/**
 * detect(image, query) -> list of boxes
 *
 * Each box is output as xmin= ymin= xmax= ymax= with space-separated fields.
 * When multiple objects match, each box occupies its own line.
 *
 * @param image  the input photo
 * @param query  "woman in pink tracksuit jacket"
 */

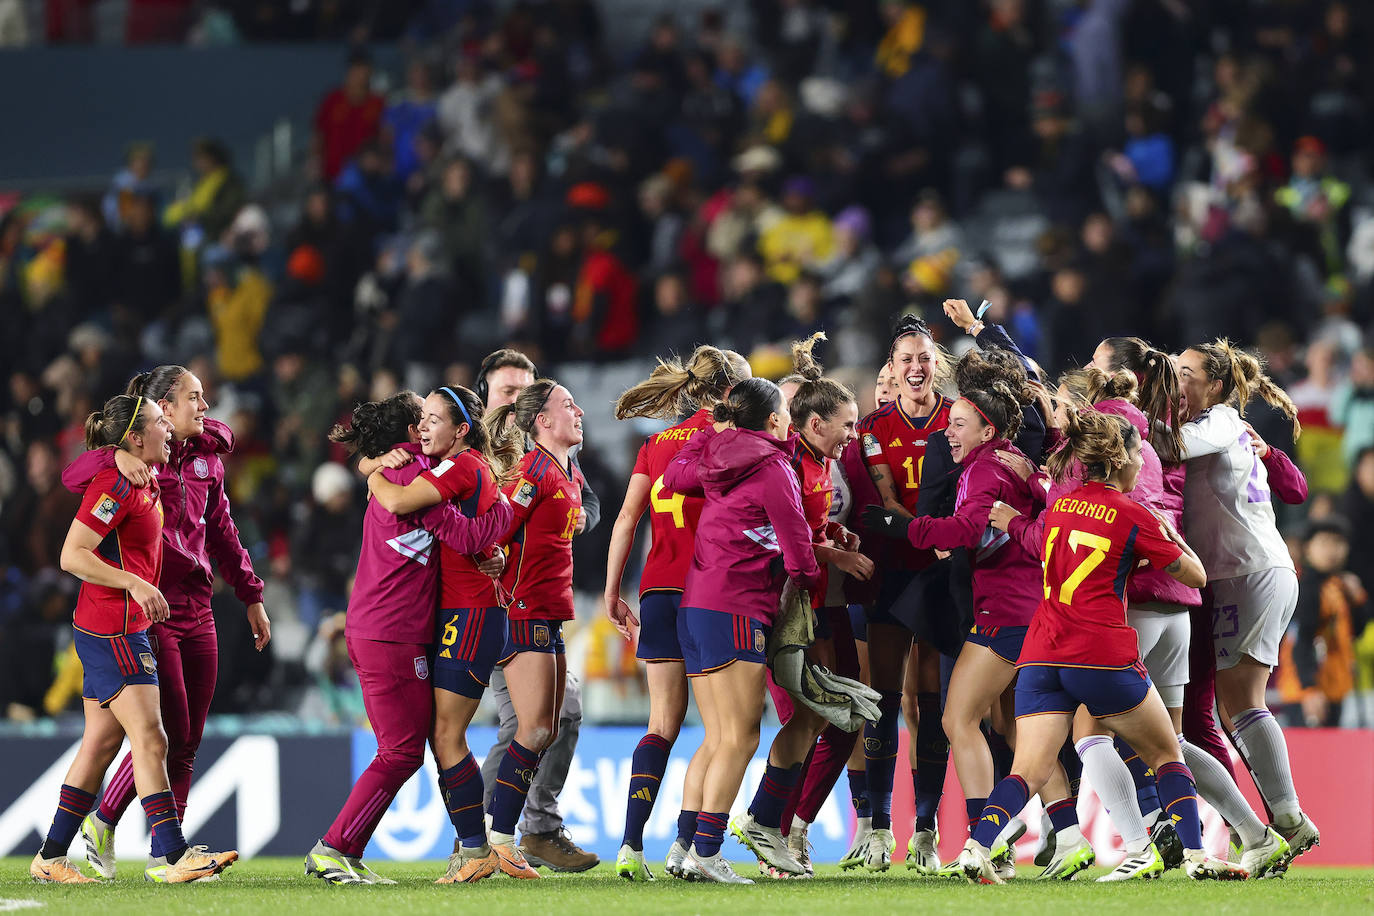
xmin=661 ymin=377 xmax=822 ymax=883
xmin=61 ymin=366 xmax=268 ymax=873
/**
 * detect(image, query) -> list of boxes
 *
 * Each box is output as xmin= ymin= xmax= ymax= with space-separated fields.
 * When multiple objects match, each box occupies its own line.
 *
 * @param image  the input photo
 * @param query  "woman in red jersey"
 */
xmin=34 ymin=394 xmax=236 ymax=885
xmin=851 ymin=315 xmax=955 ymax=870
xmin=864 ymin=381 xmax=1065 ymax=876
xmin=62 ymin=366 xmax=268 ymax=881
xmin=601 ymin=346 xmax=752 ymax=881
xmin=962 ymin=408 xmax=1245 ymax=883
xmin=365 ymin=385 xmax=512 ymax=884
xmin=661 ymin=378 xmax=822 ymax=883
xmin=480 ymin=379 xmax=587 ymax=877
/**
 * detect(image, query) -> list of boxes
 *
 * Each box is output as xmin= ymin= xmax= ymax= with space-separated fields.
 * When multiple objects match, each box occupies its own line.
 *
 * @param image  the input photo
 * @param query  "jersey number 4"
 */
xmin=1043 ymin=527 xmax=1111 ymax=604
xmin=651 ymin=475 xmax=686 ymax=528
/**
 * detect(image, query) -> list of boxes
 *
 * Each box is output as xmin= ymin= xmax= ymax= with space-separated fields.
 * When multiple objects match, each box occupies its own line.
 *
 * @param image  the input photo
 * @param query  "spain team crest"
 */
xmin=754 ymin=629 xmax=766 ymax=654
xmin=414 ymin=656 xmax=429 ymax=680
xmin=193 ymin=457 xmax=210 ymax=479
xmin=533 ymin=624 xmax=551 ymax=648
xmin=139 ymin=653 xmax=157 ymax=675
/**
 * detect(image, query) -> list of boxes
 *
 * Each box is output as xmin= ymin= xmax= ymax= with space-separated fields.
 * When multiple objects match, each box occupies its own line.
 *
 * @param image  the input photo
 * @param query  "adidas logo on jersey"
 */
xmin=888 ymin=437 xmax=902 ymax=448
xmin=554 ymin=490 xmax=565 ymax=499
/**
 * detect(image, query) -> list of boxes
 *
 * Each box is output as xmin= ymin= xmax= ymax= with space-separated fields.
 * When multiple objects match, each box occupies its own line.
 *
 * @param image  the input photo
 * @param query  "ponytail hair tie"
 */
xmin=685 ymin=369 xmax=697 ymax=382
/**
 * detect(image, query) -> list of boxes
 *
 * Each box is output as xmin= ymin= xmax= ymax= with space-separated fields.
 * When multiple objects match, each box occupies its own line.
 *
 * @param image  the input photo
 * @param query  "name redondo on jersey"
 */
xmin=1052 ymin=497 xmax=1117 ymax=524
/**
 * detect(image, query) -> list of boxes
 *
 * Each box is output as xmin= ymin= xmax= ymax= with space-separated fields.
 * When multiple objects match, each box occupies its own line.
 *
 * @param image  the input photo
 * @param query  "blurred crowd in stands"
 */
xmin=2 ymin=0 xmax=1373 ymax=728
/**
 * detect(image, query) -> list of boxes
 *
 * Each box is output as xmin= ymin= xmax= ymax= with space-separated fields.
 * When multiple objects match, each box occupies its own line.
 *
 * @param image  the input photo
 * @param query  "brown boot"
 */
xmin=518 ymin=827 xmax=600 ymax=873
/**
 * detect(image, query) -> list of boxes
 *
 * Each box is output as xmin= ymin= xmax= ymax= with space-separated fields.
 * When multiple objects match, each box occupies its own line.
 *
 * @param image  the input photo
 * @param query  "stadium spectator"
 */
xmin=314 ymin=48 xmax=385 ymax=183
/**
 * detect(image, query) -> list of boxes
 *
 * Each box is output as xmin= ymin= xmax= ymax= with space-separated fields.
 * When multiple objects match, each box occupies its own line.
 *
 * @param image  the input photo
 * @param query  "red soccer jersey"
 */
xmin=72 ymin=468 xmax=164 ymax=637
xmin=631 ymin=409 xmax=712 ymax=595
xmin=1019 ymin=482 xmax=1184 ymax=669
xmin=501 ymin=446 xmax=585 ymax=621
xmin=423 ymin=448 xmax=501 ymax=608
xmin=792 ymin=435 xmax=834 ymax=607
xmin=857 ymin=396 xmax=951 ymax=568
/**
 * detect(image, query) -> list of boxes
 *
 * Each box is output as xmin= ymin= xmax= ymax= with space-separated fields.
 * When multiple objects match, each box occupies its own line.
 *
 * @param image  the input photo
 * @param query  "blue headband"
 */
xmin=439 ymin=387 xmax=473 ymax=429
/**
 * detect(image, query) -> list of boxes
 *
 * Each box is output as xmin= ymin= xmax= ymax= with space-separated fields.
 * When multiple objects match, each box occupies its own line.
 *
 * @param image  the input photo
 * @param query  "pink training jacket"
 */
xmin=902 ymin=438 xmax=1042 ymax=628
xmin=63 ymin=418 xmax=263 ymax=631
xmin=347 ymin=443 xmax=513 ymax=644
xmin=664 ymin=426 xmax=822 ymax=625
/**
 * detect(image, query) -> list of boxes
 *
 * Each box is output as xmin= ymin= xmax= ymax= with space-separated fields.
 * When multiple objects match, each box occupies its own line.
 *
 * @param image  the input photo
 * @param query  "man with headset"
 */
xmin=476 ymin=348 xmax=601 ymax=872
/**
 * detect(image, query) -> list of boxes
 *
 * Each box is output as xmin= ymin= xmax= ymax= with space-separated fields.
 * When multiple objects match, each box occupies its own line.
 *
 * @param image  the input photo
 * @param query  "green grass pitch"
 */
xmin=4 ymin=857 xmax=1373 ymax=915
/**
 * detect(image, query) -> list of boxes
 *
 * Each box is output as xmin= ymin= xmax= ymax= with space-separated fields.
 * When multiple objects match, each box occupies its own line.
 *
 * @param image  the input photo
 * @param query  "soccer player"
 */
xmin=751 ymin=335 xmax=872 ymax=878
xmin=864 ymin=381 xmax=1073 ymax=878
xmin=62 ymin=366 xmax=269 ymax=880
xmin=661 ymin=379 xmax=822 ymax=883
xmin=602 ymin=346 xmax=751 ymax=881
xmin=1176 ymin=340 xmax=1319 ymax=868
xmin=306 ymin=392 xmax=512 ymax=885
xmin=968 ymin=407 xmax=1244 ymax=883
xmin=477 ymin=350 xmax=601 ymax=873
xmin=35 ymin=393 xmax=237 ymax=884
xmin=480 ymin=380 xmax=587 ymax=879
xmin=363 ymin=385 xmax=510 ymax=883
xmin=851 ymin=316 xmax=955 ymax=870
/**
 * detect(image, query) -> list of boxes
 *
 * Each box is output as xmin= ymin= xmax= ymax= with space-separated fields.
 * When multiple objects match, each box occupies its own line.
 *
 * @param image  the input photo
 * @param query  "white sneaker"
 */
xmin=1035 ymin=836 xmax=1095 ymax=880
xmin=958 ymin=838 xmax=1003 ymax=885
xmin=839 ymin=816 xmax=872 ymax=870
xmin=906 ymin=827 xmax=940 ymax=873
xmin=863 ymin=827 xmax=895 ymax=872
xmin=684 ymin=850 xmax=754 ymax=884
xmin=994 ymin=860 xmax=1016 ymax=881
xmin=1096 ymin=843 xmax=1164 ymax=882
xmin=729 ymin=812 xmax=805 ymax=876
xmin=1272 ymin=814 xmax=1320 ymax=874
xmin=664 ymin=839 xmax=691 ymax=879
xmin=1240 ymin=827 xmax=1290 ymax=879
xmin=785 ymin=821 xmax=813 ymax=876
xmin=990 ymin=817 xmax=1027 ymax=867
xmin=616 ymin=844 xmax=655 ymax=882
xmin=81 ymin=813 xmax=117 ymax=880
xmin=1183 ymin=849 xmax=1248 ymax=880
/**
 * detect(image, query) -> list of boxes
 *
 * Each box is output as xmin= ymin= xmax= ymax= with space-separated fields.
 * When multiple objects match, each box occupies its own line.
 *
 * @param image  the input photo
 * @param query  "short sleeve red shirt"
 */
xmin=856 ymin=397 xmax=951 ymax=568
xmin=73 ymin=468 xmax=164 ymax=636
xmin=422 ymin=449 xmax=501 ymax=608
xmin=1019 ymin=483 xmax=1184 ymax=669
xmin=500 ymin=446 xmax=585 ymax=621
xmin=631 ymin=409 xmax=713 ymax=595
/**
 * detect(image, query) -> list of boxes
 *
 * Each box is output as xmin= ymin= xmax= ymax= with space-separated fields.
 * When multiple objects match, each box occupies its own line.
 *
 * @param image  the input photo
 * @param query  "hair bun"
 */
xmin=712 ymin=403 xmax=734 ymax=424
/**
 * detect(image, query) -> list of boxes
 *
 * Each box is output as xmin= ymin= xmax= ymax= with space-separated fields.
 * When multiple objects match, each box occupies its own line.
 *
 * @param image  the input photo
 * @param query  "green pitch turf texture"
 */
xmin=3 ymin=857 xmax=1372 ymax=914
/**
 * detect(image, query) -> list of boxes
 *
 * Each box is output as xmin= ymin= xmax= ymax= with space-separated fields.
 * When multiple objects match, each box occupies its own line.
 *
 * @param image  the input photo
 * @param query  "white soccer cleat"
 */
xmin=958 ymin=838 xmax=1003 ymax=885
xmin=344 ymin=854 xmax=395 ymax=884
xmin=664 ymin=838 xmax=691 ymax=879
xmin=1183 ymin=849 xmax=1248 ymax=880
xmin=990 ymin=816 xmax=1027 ymax=868
xmin=839 ymin=816 xmax=872 ymax=870
xmin=730 ymin=812 xmax=805 ymax=876
xmin=1035 ymin=836 xmax=1095 ymax=880
xmin=616 ymin=844 xmax=655 ymax=882
xmin=683 ymin=850 xmax=754 ymax=884
xmin=1096 ymin=843 xmax=1164 ymax=882
xmin=863 ymin=827 xmax=895 ymax=872
xmin=81 ymin=812 xmax=117 ymax=880
xmin=785 ymin=821 xmax=814 ymax=877
xmin=1240 ymin=827 xmax=1290 ymax=880
xmin=906 ymin=827 xmax=941 ymax=873
xmin=1271 ymin=814 xmax=1320 ymax=875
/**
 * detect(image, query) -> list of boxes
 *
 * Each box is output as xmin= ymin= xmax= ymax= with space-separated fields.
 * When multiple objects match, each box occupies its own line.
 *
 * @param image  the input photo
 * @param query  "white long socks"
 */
xmin=1076 ymin=735 xmax=1149 ymax=853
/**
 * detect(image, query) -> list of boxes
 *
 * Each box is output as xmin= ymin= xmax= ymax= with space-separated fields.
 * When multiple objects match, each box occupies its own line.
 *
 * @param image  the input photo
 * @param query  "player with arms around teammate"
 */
xmin=306 ymin=392 xmax=512 ymax=885
xmin=479 ymin=379 xmax=588 ymax=879
xmin=1176 ymin=339 xmax=1319 ymax=867
xmin=34 ymin=394 xmax=237 ymax=884
xmin=602 ymin=345 xmax=751 ymax=881
xmin=66 ymin=366 xmax=270 ymax=879
xmin=365 ymin=386 xmax=512 ymax=883
xmin=966 ymin=408 xmax=1244 ymax=883
xmin=661 ymin=378 xmax=823 ymax=883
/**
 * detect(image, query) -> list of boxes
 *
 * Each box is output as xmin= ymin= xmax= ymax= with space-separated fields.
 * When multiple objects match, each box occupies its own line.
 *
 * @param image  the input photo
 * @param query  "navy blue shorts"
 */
xmin=636 ymin=591 xmax=684 ymax=662
xmin=75 ymin=629 xmax=158 ymax=707
xmin=679 ymin=606 xmax=768 ymax=676
xmin=1015 ymin=662 xmax=1153 ymax=719
xmin=848 ymin=604 xmax=867 ymax=642
xmin=500 ymin=619 xmax=564 ymax=664
xmin=965 ymin=624 xmax=1027 ymax=665
xmin=435 ymin=606 xmax=507 ymax=698
xmin=813 ymin=604 xmax=843 ymax=641
xmin=867 ymin=568 xmax=964 ymax=656
xmin=867 ymin=568 xmax=917 ymax=629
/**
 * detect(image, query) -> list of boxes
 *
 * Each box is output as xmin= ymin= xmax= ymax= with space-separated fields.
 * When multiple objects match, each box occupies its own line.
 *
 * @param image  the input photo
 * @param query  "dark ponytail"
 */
xmin=85 ymin=394 xmax=148 ymax=449
xmin=960 ymin=381 xmax=1023 ymax=442
xmin=712 ymin=377 xmax=783 ymax=431
xmin=434 ymin=385 xmax=498 ymax=468
xmin=1099 ymin=336 xmax=1184 ymax=463
xmin=329 ymin=391 xmax=422 ymax=458
xmin=127 ymin=365 xmax=190 ymax=402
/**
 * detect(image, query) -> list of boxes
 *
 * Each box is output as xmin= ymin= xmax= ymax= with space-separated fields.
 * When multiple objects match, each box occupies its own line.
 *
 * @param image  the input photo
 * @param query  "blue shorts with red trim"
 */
xmin=1015 ymin=661 xmax=1152 ymax=719
xmin=636 ymin=591 xmax=684 ymax=662
xmin=435 ymin=606 xmax=507 ymax=699
xmin=75 ymin=628 xmax=157 ymax=707
xmin=679 ymin=606 xmax=768 ymax=676
xmin=965 ymin=623 xmax=1027 ymax=664
xmin=500 ymin=618 xmax=564 ymax=663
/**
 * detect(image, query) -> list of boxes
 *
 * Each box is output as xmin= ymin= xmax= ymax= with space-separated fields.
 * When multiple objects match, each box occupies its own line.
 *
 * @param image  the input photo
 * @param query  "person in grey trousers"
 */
xmin=476 ymin=349 xmax=600 ymax=871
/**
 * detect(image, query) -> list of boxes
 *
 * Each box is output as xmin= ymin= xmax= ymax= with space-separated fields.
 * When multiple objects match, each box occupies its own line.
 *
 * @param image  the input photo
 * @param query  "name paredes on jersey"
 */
xmin=1051 ymin=496 xmax=1119 ymax=525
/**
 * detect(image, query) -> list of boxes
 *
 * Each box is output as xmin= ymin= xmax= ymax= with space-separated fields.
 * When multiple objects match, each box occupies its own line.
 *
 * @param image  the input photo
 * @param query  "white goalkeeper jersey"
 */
xmin=1179 ymin=404 xmax=1293 ymax=580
